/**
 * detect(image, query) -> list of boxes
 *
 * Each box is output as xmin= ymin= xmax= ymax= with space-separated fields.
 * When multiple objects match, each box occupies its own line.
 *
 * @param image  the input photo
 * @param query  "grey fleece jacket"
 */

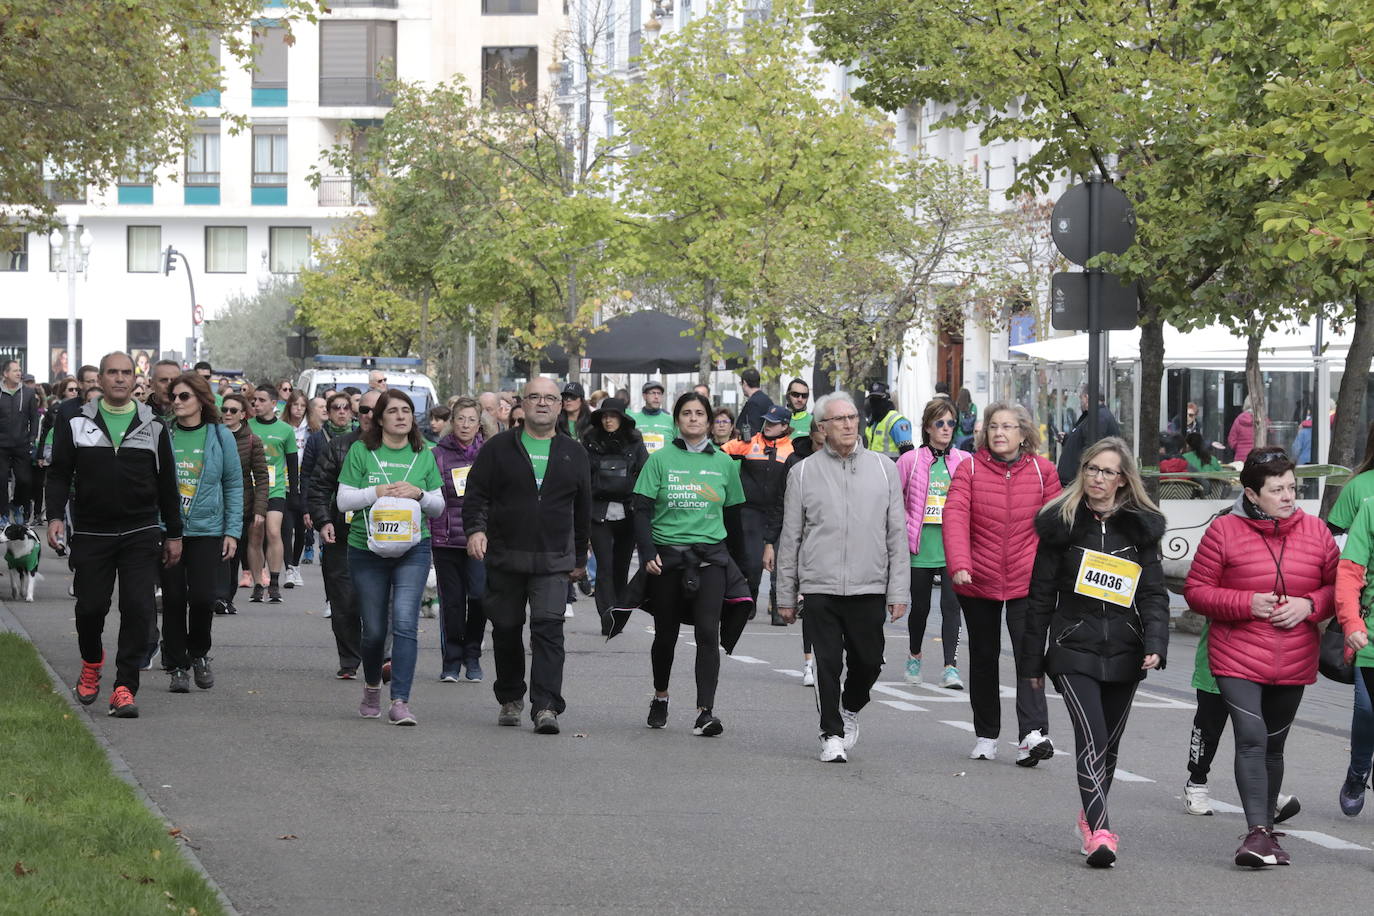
xmin=776 ymin=439 xmax=910 ymax=608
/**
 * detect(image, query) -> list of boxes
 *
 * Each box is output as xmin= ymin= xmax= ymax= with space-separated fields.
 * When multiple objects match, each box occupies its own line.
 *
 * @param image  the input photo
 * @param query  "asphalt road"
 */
xmin=5 ymin=555 xmax=1373 ymax=915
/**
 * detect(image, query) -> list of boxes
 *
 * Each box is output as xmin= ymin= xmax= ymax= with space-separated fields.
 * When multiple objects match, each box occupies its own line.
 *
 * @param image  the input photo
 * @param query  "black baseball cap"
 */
xmin=562 ymin=381 xmax=586 ymax=399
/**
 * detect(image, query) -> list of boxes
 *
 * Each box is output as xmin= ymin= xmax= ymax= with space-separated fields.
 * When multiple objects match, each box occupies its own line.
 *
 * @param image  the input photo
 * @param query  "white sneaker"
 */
xmin=564 ymin=604 xmax=575 ymax=618
xmin=840 ymin=708 xmax=859 ymax=751
xmin=322 ymin=600 xmax=332 ymax=619
xmin=801 ymin=659 xmax=815 ymax=686
xmin=1184 ymin=781 xmax=1213 ymax=816
xmin=819 ymin=734 xmax=847 ymax=763
xmin=970 ymin=737 xmax=998 ymax=760
xmin=940 ymin=665 xmax=964 ymax=690
xmin=1016 ymin=729 xmax=1055 ymax=768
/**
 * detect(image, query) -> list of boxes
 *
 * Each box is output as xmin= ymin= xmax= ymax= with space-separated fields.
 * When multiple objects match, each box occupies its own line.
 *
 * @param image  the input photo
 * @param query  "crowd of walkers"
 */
xmin=35 ymin=351 xmax=1374 ymax=872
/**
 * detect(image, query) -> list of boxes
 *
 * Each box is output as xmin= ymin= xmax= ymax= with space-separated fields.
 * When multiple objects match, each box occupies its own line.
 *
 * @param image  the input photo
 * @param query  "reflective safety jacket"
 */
xmin=865 ymin=411 xmax=912 ymax=456
xmin=723 ymin=432 xmax=798 ymax=516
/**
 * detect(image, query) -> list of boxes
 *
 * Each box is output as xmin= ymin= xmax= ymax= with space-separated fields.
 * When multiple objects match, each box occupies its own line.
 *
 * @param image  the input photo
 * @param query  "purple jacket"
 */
xmin=895 ymin=444 xmax=971 ymax=556
xmin=431 ymin=433 xmax=484 ymax=549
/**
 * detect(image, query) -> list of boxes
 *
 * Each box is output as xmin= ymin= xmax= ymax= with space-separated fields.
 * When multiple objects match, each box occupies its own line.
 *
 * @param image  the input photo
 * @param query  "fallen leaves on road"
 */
xmin=574 ymin=732 xmax=588 ymax=738
xmin=278 ymin=834 xmax=298 ymax=840
xmin=168 ymin=827 xmax=183 ymax=838
xmin=13 ymin=861 xmax=34 ymax=876
xmin=952 ymin=771 xmax=966 ymax=778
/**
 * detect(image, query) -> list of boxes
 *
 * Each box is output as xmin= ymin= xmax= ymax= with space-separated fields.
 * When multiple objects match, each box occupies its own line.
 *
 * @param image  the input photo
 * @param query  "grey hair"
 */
xmin=814 ymin=391 xmax=856 ymax=422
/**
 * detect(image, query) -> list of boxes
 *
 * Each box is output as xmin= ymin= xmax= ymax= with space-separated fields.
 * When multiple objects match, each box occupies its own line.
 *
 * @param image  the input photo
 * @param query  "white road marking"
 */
xmin=1208 ymin=799 xmax=1244 ymax=814
xmin=882 ymin=681 xmax=968 ymax=702
xmin=1283 ymin=830 xmax=1369 ymax=851
xmin=773 ymin=668 xmax=803 ymax=677
xmin=728 ymin=654 xmax=769 ymax=664
xmin=872 ymin=684 xmax=925 ymax=701
xmin=941 ymin=720 xmax=976 ymax=732
xmin=878 ymin=700 xmax=928 ymax=712
xmin=1113 ymin=769 xmax=1155 ymax=783
xmin=1132 ymin=690 xmax=1196 ymax=710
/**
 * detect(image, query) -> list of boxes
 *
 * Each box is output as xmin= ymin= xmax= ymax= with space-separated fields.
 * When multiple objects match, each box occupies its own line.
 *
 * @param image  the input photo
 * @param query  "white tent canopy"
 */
xmin=1008 ymin=320 xmax=1350 ymax=369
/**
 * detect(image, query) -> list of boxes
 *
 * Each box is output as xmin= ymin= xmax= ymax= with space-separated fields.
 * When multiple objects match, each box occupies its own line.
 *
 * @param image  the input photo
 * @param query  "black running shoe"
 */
xmin=249 ymin=585 xmax=264 ymax=603
xmin=692 ymin=708 xmax=723 ymax=737
xmin=647 ymin=696 xmax=669 ymax=729
xmin=267 ymin=584 xmax=282 ymax=603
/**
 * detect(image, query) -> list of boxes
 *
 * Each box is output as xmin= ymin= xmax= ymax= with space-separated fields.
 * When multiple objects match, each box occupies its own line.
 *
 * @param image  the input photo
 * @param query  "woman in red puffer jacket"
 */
xmin=1184 ymin=447 xmax=1337 ymax=869
xmin=944 ymin=401 xmax=1062 ymax=765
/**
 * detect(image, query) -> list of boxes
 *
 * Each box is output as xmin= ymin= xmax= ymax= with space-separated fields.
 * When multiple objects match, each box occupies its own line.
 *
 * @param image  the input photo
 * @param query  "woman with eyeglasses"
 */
xmin=1020 ymin=437 xmax=1168 ymax=867
xmin=278 ymin=391 xmax=311 ymax=588
xmin=337 ymin=389 xmax=444 ymax=726
xmin=220 ymin=394 xmax=268 ymax=615
xmin=160 ymin=374 xmax=243 ymax=693
xmin=1185 ymin=447 xmax=1337 ymax=867
xmin=944 ymin=401 xmax=1062 ymax=765
xmin=710 ymin=407 xmax=736 ymax=446
xmin=896 ymin=399 xmax=971 ymax=691
xmin=432 ymin=397 xmax=490 ymax=682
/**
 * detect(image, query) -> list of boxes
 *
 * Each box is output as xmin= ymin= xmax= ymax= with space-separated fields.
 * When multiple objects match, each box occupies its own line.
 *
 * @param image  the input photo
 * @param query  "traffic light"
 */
xmin=162 ymin=245 xmax=177 ymax=276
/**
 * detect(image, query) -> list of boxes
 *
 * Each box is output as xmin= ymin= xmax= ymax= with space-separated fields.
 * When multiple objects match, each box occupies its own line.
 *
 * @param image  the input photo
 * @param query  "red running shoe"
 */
xmin=107 ymin=686 xmax=139 ymax=718
xmin=75 ymin=654 xmax=103 ymax=706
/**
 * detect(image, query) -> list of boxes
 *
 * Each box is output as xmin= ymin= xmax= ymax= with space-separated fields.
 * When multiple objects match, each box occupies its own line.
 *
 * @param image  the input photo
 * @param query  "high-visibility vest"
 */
xmin=865 ymin=411 xmax=909 ymax=456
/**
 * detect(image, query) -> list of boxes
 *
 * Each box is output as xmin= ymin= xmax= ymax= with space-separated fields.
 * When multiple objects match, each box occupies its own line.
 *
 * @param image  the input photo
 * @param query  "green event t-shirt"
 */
xmin=911 ymin=457 xmax=950 ymax=568
xmin=632 ymin=443 xmax=744 ymax=546
xmin=1191 ymin=621 xmax=1219 ymax=694
xmin=249 ymin=416 xmax=296 ymax=499
xmin=339 ymin=441 xmax=443 ymax=551
xmin=633 ymin=409 xmax=676 ymax=454
xmin=99 ymin=400 xmax=137 ymax=448
xmin=523 ymin=431 xmax=551 ymax=487
xmin=790 ymin=411 xmax=812 ymax=437
xmin=1338 ymin=500 xmax=1374 ymax=668
xmin=171 ymin=423 xmax=208 ymax=519
xmin=1329 ymin=469 xmax=1374 ymax=532
xmin=1183 ymin=452 xmax=1223 ymax=474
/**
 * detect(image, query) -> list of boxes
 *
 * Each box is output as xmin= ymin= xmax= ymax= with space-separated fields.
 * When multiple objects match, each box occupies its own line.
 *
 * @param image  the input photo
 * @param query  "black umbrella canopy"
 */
xmin=540 ymin=310 xmax=749 ymax=374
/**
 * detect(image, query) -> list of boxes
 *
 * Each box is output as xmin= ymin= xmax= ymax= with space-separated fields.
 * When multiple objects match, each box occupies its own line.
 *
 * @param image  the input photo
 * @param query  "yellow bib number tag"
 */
xmin=923 ymin=493 xmax=946 ymax=524
xmin=344 ymin=510 xmax=354 ymax=524
xmin=451 ymin=466 xmax=470 ymax=497
xmin=267 ymin=465 xmax=277 ymax=489
xmin=1074 ymin=549 xmax=1143 ymax=608
xmin=643 ymin=432 xmax=665 ymax=453
xmin=178 ymin=481 xmax=197 ymax=513
xmin=370 ymin=509 xmax=414 ymax=542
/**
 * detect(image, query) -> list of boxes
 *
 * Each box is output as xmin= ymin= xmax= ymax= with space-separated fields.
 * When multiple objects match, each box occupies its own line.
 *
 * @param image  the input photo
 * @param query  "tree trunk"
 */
xmin=418 ymin=287 xmax=430 ymax=371
xmin=763 ymin=321 xmax=783 ymax=401
xmin=485 ymin=309 xmax=499 ymax=389
xmin=1136 ymin=300 xmax=1165 ymax=499
xmin=567 ymin=257 xmax=581 ymax=383
xmin=697 ymin=279 xmax=715 ymax=385
xmin=1245 ymin=331 xmax=1268 ymax=449
xmin=1323 ymin=289 xmax=1374 ymax=514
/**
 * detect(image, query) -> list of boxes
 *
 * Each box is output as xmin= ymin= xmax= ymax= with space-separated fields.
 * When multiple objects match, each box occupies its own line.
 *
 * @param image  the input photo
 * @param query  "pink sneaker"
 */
xmin=1085 ymin=829 xmax=1118 ymax=868
xmin=1077 ymin=811 xmax=1092 ymax=855
xmin=358 ymin=686 xmax=382 ymax=718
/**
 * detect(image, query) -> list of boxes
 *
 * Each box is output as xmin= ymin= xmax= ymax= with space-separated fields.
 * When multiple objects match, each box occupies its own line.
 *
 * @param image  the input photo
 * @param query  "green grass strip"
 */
xmin=0 ymin=632 xmax=226 ymax=916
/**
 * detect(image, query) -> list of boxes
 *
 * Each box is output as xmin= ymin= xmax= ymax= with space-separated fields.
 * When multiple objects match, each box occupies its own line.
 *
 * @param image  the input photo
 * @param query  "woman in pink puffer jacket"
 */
xmin=943 ymin=402 xmax=1061 ymax=765
xmin=896 ymin=398 xmax=971 ymax=690
xmin=1184 ymin=447 xmax=1337 ymax=868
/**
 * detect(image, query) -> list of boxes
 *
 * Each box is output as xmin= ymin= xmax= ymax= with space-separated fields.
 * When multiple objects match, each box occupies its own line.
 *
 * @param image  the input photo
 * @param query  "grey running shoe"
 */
xmin=168 ymin=668 xmax=191 ymax=693
xmin=533 ymin=709 xmax=560 ymax=734
xmin=1340 ymin=768 xmax=1368 ymax=817
xmin=359 ymin=686 xmax=382 ymax=718
xmin=250 ymin=584 xmax=264 ymax=603
xmin=191 ymin=657 xmax=214 ymax=690
xmin=498 ymin=700 xmax=523 ymax=726
xmin=267 ymin=584 xmax=283 ymax=603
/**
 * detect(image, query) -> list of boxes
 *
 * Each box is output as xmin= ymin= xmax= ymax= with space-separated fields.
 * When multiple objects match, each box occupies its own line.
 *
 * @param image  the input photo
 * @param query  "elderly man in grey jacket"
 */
xmin=777 ymin=391 xmax=909 ymax=763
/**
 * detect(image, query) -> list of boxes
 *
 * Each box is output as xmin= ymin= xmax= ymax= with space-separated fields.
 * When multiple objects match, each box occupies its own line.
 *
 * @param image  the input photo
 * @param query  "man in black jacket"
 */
xmin=46 ymin=352 xmax=183 ymax=719
xmin=464 ymin=377 xmax=591 ymax=735
xmin=735 ymin=367 xmax=773 ymax=441
xmin=306 ymin=389 xmax=378 ymax=679
xmin=0 ymin=359 xmax=39 ymax=523
xmin=1056 ymin=388 xmax=1122 ymax=485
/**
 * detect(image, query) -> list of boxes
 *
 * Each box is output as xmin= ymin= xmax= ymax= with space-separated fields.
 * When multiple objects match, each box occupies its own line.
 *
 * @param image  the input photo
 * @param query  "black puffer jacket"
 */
xmin=1020 ymin=500 xmax=1170 ymax=682
xmin=581 ymin=425 xmax=649 ymax=523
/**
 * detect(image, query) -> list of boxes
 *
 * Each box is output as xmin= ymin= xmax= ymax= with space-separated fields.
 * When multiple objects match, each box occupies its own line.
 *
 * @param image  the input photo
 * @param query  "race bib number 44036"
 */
xmin=1073 ymin=549 xmax=1142 ymax=608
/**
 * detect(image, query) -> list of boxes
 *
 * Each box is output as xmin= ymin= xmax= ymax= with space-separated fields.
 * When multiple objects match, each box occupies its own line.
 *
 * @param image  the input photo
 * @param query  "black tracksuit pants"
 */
xmin=648 ymin=564 xmax=725 ymax=710
xmin=806 ymin=593 xmax=887 ymax=739
xmin=159 ymin=536 xmax=224 ymax=670
xmin=73 ymin=529 xmax=161 ymax=694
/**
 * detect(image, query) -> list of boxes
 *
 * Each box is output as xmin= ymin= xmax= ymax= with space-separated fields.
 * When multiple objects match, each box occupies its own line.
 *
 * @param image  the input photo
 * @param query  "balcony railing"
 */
xmin=327 ymin=0 xmax=398 ymax=6
xmin=319 ymin=77 xmax=394 ymax=107
xmin=317 ymin=177 xmax=371 ymax=207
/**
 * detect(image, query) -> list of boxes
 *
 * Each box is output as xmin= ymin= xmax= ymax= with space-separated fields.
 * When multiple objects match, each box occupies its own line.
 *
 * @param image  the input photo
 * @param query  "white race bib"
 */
xmin=267 ymin=465 xmax=277 ymax=488
xmin=450 ymin=466 xmax=470 ymax=497
xmin=643 ymin=432 xmax=665 ymax=452
xmin=923 ymin=493 xmax=946 ymax=525
xmin=370 ymin=508 xmax=415 ymax=542
xmin=1074 ymin=549 xmax=1142 ymax=608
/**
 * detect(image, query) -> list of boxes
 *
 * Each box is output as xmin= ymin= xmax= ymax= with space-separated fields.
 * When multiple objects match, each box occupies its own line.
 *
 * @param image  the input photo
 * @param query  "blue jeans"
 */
xmin=1353 ymin=671 xmax=1374 ymax=779
xmin=349 ymin=540 xmax=432 ymax=702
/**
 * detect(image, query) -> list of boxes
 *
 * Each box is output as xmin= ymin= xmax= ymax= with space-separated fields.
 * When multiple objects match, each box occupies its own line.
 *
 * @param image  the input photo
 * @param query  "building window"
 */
xmin=186 ymin=120 xmax=221 ymax=185
xmin=43 ymin=162 xmax=86 ymax=205
xmin=127 ymin=227 xmax=162 ymax=273
xmin=482 ymin=0 xmax=537 ymax=12
xmin=0 ymin=320 xmax=28 ymax=374
xmin=482 ymin=47 xmax=537 ymax=107
xmin=629 ymin=1 xmax=642 ymax=62
xmin=269 ymin=227 xmax=311 ymax=274
xmin=319 ymin=21 xmax=397 ymax=106
xmin=206 ymin=226 xmax=248 ymax=273
xmin=252 ymin=123 xmax=288 ymax=186
xmin=252 ymin=24 xmax=289 ymax=90
xmin=1 ymin=234 xmax=27 ymax=272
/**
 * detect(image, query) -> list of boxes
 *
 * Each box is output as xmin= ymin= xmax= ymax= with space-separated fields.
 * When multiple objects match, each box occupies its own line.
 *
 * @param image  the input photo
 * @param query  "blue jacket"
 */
xmin=174 ymin=423 xmax=244 ymax=539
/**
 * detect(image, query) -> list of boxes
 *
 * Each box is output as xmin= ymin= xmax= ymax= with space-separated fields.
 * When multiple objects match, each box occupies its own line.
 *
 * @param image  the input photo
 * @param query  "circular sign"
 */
xmin=1050 ymin=182 xmax=1137 ymax=267
xmin=193 ymin=305 xmax=205 ymax=326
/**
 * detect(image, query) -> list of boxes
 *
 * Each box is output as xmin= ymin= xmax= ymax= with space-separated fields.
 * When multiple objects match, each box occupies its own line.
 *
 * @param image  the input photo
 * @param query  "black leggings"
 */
xmin=1187 ymin=688 xmax=1229 ymax=784
xmin=647 ymin=563 xmax=725 ymax=710
xmin=909 ymin=566 xmax=959 ymax=665
xmin=1215 ymin=676 xmax=1304 ymax=829
xmin=284 ymin=498 xmax=305 ymax=567
xmin=1054 ymin=674 xmax=1138 ymax=832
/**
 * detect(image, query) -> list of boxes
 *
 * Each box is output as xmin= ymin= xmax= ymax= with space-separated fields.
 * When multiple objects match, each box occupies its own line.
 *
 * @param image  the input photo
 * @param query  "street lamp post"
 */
xmin=48 ymin=213 xmax=93 ymax=373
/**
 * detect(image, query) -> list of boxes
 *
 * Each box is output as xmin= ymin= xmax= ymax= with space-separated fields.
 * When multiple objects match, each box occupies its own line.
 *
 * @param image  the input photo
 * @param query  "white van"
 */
xmin=297 ymin=356 xmax=440 ymax=418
